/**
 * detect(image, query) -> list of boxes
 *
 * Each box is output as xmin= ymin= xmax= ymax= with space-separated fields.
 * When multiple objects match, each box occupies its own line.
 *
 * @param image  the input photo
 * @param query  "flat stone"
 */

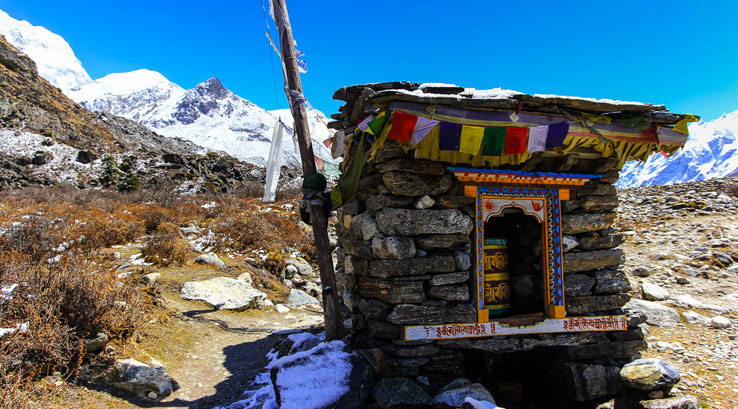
xmin=416 ymin=234 xmax=471 ymax=251
xmin=387 ymin=303 xmax=477 ymax=325
xmin=414 ymin=195 xmax=435 ymax=209
xmin=367 ymin=320 xmax=402 ymax=339
xmin=428 ymin=284 xmax=469 ymax=301
xmin=287 ymin=289 xmax=319 ymax=306
xmin=642 ymin=282 xmax=670 ymax=301
xmin=274 ymin=304 xmax=290 ymax=313
xmin=639 ymin=395 xmax=698 ymax=409
xmin=594 ymin=268 xmax=631 ymax=293
xmin=624 ymin=299 xmax=680 ymax=327
xmin=359 ymin=277 xmax=425 ymax=304
xmin=350 ymin=213 xmax=379 ymax=241
xmin=368 ymin=256 xmax=455 ymax=278
xmin=562 ymin=212 xmax=617 ymax=235
xmin=620 ymin=358 xmax=680 ymax=392
xmin=356 ymin=297 xmax=394 ymax=320
xmin=579 ymin=233 xmax=624 ymax=250
xmin=429 ymin=271 xmax=470 ymax=286
xmin=372 ymin=236 xmax=416 ymax=260
xmin=195 ymin=252 xmax=226 ymax=269
xmin=564 ymin=274 xmax=596 ymax=296
xmin=580 ymin=196 xmax=619 ymax=211
xmin=342 ymin=239 xmax=374 ymax=259
xmin=181 ymin=276 xmax=267 ymax=310
xmin=365 ymin=195 xmax=414 ymax=211
xmin=113 ymin=358 xmax=173 ymax=400
xmin=564 ymin=249 xmax=624 ymax=273
xmin=566 ymin=293 xmax=630 ymax=315
xmin=376 ymin=208 xmax=473 ymax=236
xmin=382 ymin=171 xmax=453 ymax=197
xmin=577 ymin=183 xmax=617 ymax=197
xmin=682 ymin=310 xmax=710 ymax=325
xmin=376 ymin=159 xmax=446 ymax=175
xmin=372 ymin=377 xmax=431 ymax=409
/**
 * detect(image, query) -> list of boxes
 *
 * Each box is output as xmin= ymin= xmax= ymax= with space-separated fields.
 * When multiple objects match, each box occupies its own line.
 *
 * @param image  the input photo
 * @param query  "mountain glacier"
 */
xmin=618 ymin=111 xmax=738 ymax=187
xmin=0 ymin=8 xmax=333 ymax=169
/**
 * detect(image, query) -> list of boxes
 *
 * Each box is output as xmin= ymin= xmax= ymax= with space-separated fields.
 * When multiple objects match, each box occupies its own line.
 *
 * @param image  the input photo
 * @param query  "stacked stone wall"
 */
xmin=333 ymin=143 xmax=648 ymax=403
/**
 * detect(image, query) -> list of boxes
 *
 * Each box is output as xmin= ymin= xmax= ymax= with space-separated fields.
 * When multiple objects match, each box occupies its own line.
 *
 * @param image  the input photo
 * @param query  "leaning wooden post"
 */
xmin=272 ymin=0 xmax=344 ymax=340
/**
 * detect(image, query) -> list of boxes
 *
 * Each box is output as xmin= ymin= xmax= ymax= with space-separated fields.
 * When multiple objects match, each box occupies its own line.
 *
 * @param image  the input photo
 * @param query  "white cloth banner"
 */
xmin=263 ymin=120 xmax=285 ymax=203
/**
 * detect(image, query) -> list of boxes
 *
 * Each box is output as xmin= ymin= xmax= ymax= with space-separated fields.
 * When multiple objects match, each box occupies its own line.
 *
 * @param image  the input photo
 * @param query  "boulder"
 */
xmin=641 ymin=282 xmax=669 ymax=301
xmin=180 ymin=276 xmax=267 ymax=310
xmin=624 ymin=299 xmax=681 ymax=327
xmin=620 ymin=358 xmax=680 ymax=392
xmin=376 ymin=208 xmax=473 ymax=236
xmin=285 ymin=257 xmax=313 ymax=277
xmin=195 ymin=252 xmax=226 ymax=269
xmin=112 ymin=358 xmax=173 ymax=400
xmin=84 ymin=332 xmax=109 ymax=353
xmin=372 ymin=377 xmax=431 ymax=409
xmin=76 ymin=150 xmax=98 ymax=164
xmin=287 ymin=289 xmax=319 ymax=306
xmin=710 ymin=315 xmax=730 ymax=328
xmin=372 ymin=236 xmax=416 ymax=260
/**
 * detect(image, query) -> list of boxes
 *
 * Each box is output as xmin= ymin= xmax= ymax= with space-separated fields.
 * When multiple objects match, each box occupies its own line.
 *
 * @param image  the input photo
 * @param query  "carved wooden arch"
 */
xmin=475 ymin=186 xmax=565 ymax=322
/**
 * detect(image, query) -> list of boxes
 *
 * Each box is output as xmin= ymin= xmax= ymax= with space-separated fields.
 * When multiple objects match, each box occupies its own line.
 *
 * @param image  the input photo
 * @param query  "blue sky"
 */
xmin=2 ymin=0 xmax=737 ymax=121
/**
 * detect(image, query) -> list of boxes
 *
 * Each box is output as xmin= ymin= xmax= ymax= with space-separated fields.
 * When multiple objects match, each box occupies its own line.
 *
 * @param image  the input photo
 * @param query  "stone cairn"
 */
xmin=333 ymin=142 xmax=652 ymax=406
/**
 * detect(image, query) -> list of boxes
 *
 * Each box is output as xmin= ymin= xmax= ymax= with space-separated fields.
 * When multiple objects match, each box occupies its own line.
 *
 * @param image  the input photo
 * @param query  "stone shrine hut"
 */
xmin=324 ymin=82 xmax=696 ymax=407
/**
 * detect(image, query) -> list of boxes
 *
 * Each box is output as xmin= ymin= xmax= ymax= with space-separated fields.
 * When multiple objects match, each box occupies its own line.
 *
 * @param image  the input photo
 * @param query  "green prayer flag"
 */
xmin=351 ymin=130 xmax=361 ymax=144
xmin=330 ymin=136 xmax=366 ymax=209
xmin=482 ymin=128 xmax=505 ymax=156
xmin=367 ymin=112 xmax=388 ymax=135
xmin=613 ymin=116 xmax=650 ymax=130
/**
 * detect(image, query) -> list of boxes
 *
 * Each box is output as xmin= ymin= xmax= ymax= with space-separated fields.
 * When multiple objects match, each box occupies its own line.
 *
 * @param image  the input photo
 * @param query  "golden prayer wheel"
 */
xmin=483 ymin=238 xmax=510 ymax=316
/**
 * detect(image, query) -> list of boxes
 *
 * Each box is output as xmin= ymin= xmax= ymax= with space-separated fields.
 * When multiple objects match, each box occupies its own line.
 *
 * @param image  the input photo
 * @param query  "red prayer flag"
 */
xmin=388 ymin=111 xmax=418 ymax=143
xmin=504 ymin=127 xmax=529 ymax=154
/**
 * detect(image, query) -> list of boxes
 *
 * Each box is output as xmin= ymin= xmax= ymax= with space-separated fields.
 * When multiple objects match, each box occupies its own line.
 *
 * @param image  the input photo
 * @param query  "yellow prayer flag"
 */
xmin=673 ymin=113 xmax=698 ymax=135
xmin=459 ymin=125 xmax=485 ymax=154
xmin=581 ymin=112 xmax=612 ymax=124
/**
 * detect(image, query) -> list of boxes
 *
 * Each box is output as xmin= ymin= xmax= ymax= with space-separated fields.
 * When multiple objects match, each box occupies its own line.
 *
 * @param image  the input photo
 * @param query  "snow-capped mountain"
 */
xmin=1 ymin=7 xmax=333 ymax=169
xmin=618 ymin=111 xmax=738 ymax=187
xmin=69 ymin=70 xmax=333 ymax=168
xmin=0 ymin=9 xmax=91 ymax=91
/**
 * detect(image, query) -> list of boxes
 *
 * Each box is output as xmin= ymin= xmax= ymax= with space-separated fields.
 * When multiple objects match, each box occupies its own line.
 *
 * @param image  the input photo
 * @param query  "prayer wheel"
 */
xmin=483 ymin=238 xmax=511 ymax=315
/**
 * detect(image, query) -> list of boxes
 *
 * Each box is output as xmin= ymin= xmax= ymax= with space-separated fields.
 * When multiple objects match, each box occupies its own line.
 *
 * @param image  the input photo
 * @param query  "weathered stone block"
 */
xmin=566 ymin=293 xmax=630 ymax=315
xmin=429 ymin=271 xmax=470 ymax=286
xmin=356 ymin=296 xmax=394 ymax=320
xmin=416 ymin=234 xmax=471 ymax=251
xmin=349 ymin=213 xmax=379 ymax=241
xmin=368 ymin=256 xmax=455 ymax=278
xmin=372 ymin=236 xmax=416 ymax=260
xmin=565 ymin=274 xmax=596 ymax=296
xmin=358 ymin=277 xmax=425 ymax=304
xmin=580 ymin=195 xmax=619 ymax=211
xmin=563 ymin=249 xmax=624 ymax=273
xmin=428 ymin=284 xmax=469 ymax=301
xmin=577 ymin=183 xmax=617 ymax=197
xmin=365 ymin=194 xmax=414 ymax=211
xmin=366 ymin=320 xmax=402 ymax=339
xmin=376 ymin=159 xmax=446 ymax=175
xmin=376 ymin=208 xmax=473 ymax=236
xmin=594 ymin=268 xmax=632 ymax=294
xmin=579 ymin=233 xmax=624 ymax=250
xmin=620 ymin=358 xmax=680 ymax=392
xmin=382 ymin=171 xmax=453 ymax=197
xmin=343 ymin=239 xmax=374 ymax=259
xmin=436 ymin=196 xmax=475 ymax=209
xmin=345 ymin=255 xmax=368 ymax=275
xmin=549 ymin=361 xmax=623 ymax=401
xmin=387 ymin=303 xmax=477 ymax=325
xmin=562 ymin=212 xmax=617 ymax=235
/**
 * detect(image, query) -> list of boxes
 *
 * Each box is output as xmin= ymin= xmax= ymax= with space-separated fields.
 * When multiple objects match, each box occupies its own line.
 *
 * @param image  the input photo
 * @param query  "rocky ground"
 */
xmin=618 ymin=177 xmax=738 ymax=409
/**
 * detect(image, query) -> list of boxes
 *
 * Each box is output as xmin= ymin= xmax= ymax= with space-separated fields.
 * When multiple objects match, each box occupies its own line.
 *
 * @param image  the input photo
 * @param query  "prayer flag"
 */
xmin=314 ymin=155 xmax=324 ymax=170
xmin=482 ymin=128 xmax=505 ymax=156
xmin=459 ymin=125 xmax=485 ymax=154
xmin=545 ymin=122 xmax=569 ymax=149
xmin=504 ymin=127 xmax=529 ymax=154
xmin=357 ymin=114 xmax=375 ymax=131
xmin=439 ymin=122 xmax=462 ymax=151
xmin=527 ymin=125 xmax=548 ymax=153
xmin=411 ymin=117 xmax=440 ymax=145
xmin=673 ymin=113 xmax=698 ymax=135
xmin=640 ymin=125 xmax=658 ymax=143
xmin=388 ymin=111 xmax=418 ymax=143
xmin=367 ymin=112 xmax=388 ymax=135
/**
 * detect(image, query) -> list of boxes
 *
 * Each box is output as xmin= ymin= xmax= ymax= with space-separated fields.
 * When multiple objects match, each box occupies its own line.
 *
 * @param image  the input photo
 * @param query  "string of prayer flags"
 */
xmin=504 ymin=127 xmax=529 ymax=154
xmin=545 ymin=122 xmax=570 ymax=149
xmin=439 ymin=122 xmax=462 ymax=151
xmin=482 ymin=128 xmax=505 ymax=156
xmin=366 ymin=112 xmax=388 ymax=136
xmin=527 ymin=125 xmax=548 ymax=153
xmin=357 ymin=114 xmax=375 ymax=132
xmin=459 ymin=125 xmax=485 ymax=154
xmin=388 ymin=111 xmax=417 ymax=142
xmin=672 ymin=113 xmax=698 ymax=135
xmin=640 ymin=125 xmax=658 ymax=143
xmin=411 ymin=117 xmax=440 ymax=145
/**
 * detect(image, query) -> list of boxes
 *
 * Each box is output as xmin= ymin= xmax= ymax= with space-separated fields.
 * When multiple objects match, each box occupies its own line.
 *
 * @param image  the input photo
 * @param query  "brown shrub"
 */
xmin=118 ymin=203 xmax=176 ymax=233
xmin=141 ymin=222 xmax=188 ymax=266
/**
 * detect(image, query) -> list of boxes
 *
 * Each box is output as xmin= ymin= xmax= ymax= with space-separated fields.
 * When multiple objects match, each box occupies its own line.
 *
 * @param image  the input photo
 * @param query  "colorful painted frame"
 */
xmin=475 ymin=186 xmax=565 ymax=321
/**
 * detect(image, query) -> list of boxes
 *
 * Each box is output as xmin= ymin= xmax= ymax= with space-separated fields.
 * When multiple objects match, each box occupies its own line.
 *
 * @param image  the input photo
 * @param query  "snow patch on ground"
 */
xmin=216 ymin=333 xmax=352 ymax=409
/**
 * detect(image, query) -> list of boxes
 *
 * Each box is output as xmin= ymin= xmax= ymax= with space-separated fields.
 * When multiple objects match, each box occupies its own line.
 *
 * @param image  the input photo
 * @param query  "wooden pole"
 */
xmin=272 ymin=0 xmax=344 ymax=340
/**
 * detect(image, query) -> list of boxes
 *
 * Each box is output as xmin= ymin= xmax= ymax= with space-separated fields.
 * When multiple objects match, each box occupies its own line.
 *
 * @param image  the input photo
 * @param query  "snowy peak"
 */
xmin=195 ymin=77 xmax=229 ymax=99
xmin=0 ymin=9 xmax=91 ymax=91
xmin=618 ymin=109 xmax=738 ymax=187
